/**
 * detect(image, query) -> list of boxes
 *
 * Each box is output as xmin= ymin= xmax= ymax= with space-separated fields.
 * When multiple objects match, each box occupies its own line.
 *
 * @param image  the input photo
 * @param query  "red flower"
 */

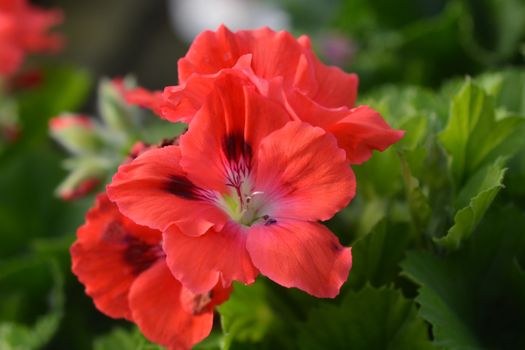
xmin=158 ymin=25 xmax=403 ymax=164
xmin=71 ymin=193 xmax=230 ymax=350
xmin=108 ymin=75 xmax=353 ymax=298
xmin=59 ymin=177 xmax=100 ymax=201
xmin=0 ymin=0 xmax=63 ymax=76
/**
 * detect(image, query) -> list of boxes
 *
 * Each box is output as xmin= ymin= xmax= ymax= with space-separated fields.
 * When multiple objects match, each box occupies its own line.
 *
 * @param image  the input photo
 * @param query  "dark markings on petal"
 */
xmin=264 ymin=218 xmax=277 ymax=226
xmin=123 ymin=235 xmax=163 ymax=276
xmin=165 ymin=175 xmax=201 ymax=200
xmin=102 ymin=220 xmax=127 ymax=242
xmin=330 ymin=241 xmax=343 ymax=252
xmin=223 ymin=133 xmax=252 ymax=164
xmin=190 ymin=292 xmax=213 ymax=315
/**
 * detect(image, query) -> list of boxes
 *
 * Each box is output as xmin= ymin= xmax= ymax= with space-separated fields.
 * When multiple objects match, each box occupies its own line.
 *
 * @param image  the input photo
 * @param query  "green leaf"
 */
xmin=439 ymin=80 xmax=525 ymax=184
xmin=0 ymin=258 xmax=64 ymax=350
xmin=401 ymin=252 xmax=482 ymax=349
xmin=0 ymin=146 xmax=91 ymax=257
xmin=15 ymin=66 xmax=91 ymax=145
xmin=218 ymin=280 xmax=297 ymax=350
xmin=346 ymin=220 xmax=412 ymax=290
xmin=402 ymin=206 xmax=525 ymax=349
xmin=476 ymin=68 xmax=525 ymax=115
xmin=461 ymin=0 xmax=525 ymax=65
xmin=98 ymin=78 xmax=138 ymax=133
xmin=139 ymin=120 xmax=187 ymax=145
xmin=435 ymin=159 xmax=506 ymax=250
xmin=93 ymin=327 xmax=163 ymax=350
xmin=193 ymin=331 xmax=224 ymax=350
xmin=93 ymin=328 xmax=137 ymax=350
xmin=364 ymin=85 xmax=448 ymax=125
xmin=298 ymin=285 xmax=433 ymax=350
xmin=399 ymin=151 xmax=432 ymax=231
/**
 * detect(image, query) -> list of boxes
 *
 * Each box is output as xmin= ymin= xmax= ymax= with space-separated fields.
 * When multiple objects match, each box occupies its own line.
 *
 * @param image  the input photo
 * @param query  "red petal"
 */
xmin=287 ymin=94 xmax=404 ymax=164
xmin=327 ymin=106 xmax=405 ymax=164
xmin=179 ymin=73 xmax=289 ymax=192
xmin=163 ymin=221 xmax=258 ymax=294
xmin=309 ymin=58 xmax=358 ymax=109
xmin=179 ymin=26 xmax=312 ymax=90
xmin=178 ymin=25 xmax=243 ymax=82
xmin=107 ymin=145 xmax=228 ymax=237
xmin=165 ymin=54 xmax=284 ymax=123
xmin=296 ymin=35 xmax=358 ymax=108
xmin=254 ymin=121 xmax=356 ymax=222
xmin=247 ymin=220 xmax=352 ymax=298
xmin=129 ymin=261 xmax=214 ymax=350
xmin=239 ymin=27 xmax=310 ymax=88
xmin=177 ymin=25 xmax=356 ymax=111
xmin=0 ymin=43 xmax=24 ymax=76
xmin=162 ymin=80 xmax=211 ymax=123
xmin=124 ymin=87 xmax=165 ymax=117
xmin=70 ymin=193 xmax=162 ymax=320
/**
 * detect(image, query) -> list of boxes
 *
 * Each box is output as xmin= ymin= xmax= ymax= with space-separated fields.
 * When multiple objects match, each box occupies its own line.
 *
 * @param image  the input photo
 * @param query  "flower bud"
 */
xmin=97 ymin=77 xmax=138 ymax=132
xmin=49 ymin=114 xmax=102 ymax=155
xmin=56 ymin=157 xmax=107 ymax=200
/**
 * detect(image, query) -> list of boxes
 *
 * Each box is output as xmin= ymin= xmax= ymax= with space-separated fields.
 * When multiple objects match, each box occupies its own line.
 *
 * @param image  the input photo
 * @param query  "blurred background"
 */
xmin=2 ymin=0 xmax=525 ymax=349
xmin=34 ymin=0 xmax=525 ymax=95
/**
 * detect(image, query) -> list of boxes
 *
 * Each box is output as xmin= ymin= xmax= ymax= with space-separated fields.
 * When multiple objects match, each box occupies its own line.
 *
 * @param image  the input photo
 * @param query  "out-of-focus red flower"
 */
xmin=8 ymin=67 xmax=43 ymax=90
xmin=0 ymin=0 xmax=63 ymax=76
xmin=49 ymin=114 xmax=100 ymax=156
xmin=71 ymin=193 xmax=231 ymax=350
xmin=154 ymin=25 xmax=403 ymax=164
xmin=108 ymin=75 xmax=353 ymax=298
xmin=1 ymin=123 xmax=19 ymax=143
xmin=49 ymin=114 xmax=93 ymax=132
xmin=60 ymin=178 xmax=100 ymax=201
xmin=127 ymin=141 xmax=151 ymax=162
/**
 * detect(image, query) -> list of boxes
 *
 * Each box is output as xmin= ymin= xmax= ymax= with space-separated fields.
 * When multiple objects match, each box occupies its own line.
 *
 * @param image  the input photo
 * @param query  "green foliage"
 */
xmin=439 ymin=81 xmax=525 ymax=185
xmin=14 ymin=67 xmax=91 ymax=147
xmin=219 ymin=280 xmax=298 ymax=350
xmin=346 ymin=220 xmax=412 ymax=290
xmin=0 ymin=258 xmax=64 ymax=350
xmin=434 ymin=159 xmax=506 ymax=249
xmin=93 ymin=328 xmax=163 ymax=350
xmin=335 ymin=0 xmax=525 ymax=88
xmin=0 ymin=66 xmax=92 ymax=257
xmin=298 ymin=285 xmax=434 ymax=349
xmin=402 ymin=207 xmax=525 ymax=349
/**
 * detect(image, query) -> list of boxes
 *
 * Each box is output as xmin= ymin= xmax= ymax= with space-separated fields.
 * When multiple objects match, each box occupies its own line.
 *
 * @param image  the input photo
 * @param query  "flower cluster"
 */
xmin=72 ymin=26 xmax=403 ymax=349
xmin=0 ymin=0 xmax=63 ymax=77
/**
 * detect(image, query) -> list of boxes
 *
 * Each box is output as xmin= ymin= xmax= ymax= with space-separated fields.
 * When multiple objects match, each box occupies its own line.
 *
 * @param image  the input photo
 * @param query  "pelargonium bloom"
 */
xmin=153 ymin=25 xmax=403 ymax=164
xmin=108 ymin=75 xmax=354 ymax=298
xmin=71 ymin=193 xmax=230 ymax=349
xmin=0 ymin=0 xmax=63 ymax=76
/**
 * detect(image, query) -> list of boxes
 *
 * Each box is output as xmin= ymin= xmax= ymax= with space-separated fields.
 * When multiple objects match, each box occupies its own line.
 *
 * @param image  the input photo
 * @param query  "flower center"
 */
xmin=216 ymin=177 xmax=267 ymax=226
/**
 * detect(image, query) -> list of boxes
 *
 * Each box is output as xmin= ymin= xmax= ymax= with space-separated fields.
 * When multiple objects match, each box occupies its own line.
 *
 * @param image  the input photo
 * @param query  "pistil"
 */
xmin=217 ymin=180 xmax=267 ymax=227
